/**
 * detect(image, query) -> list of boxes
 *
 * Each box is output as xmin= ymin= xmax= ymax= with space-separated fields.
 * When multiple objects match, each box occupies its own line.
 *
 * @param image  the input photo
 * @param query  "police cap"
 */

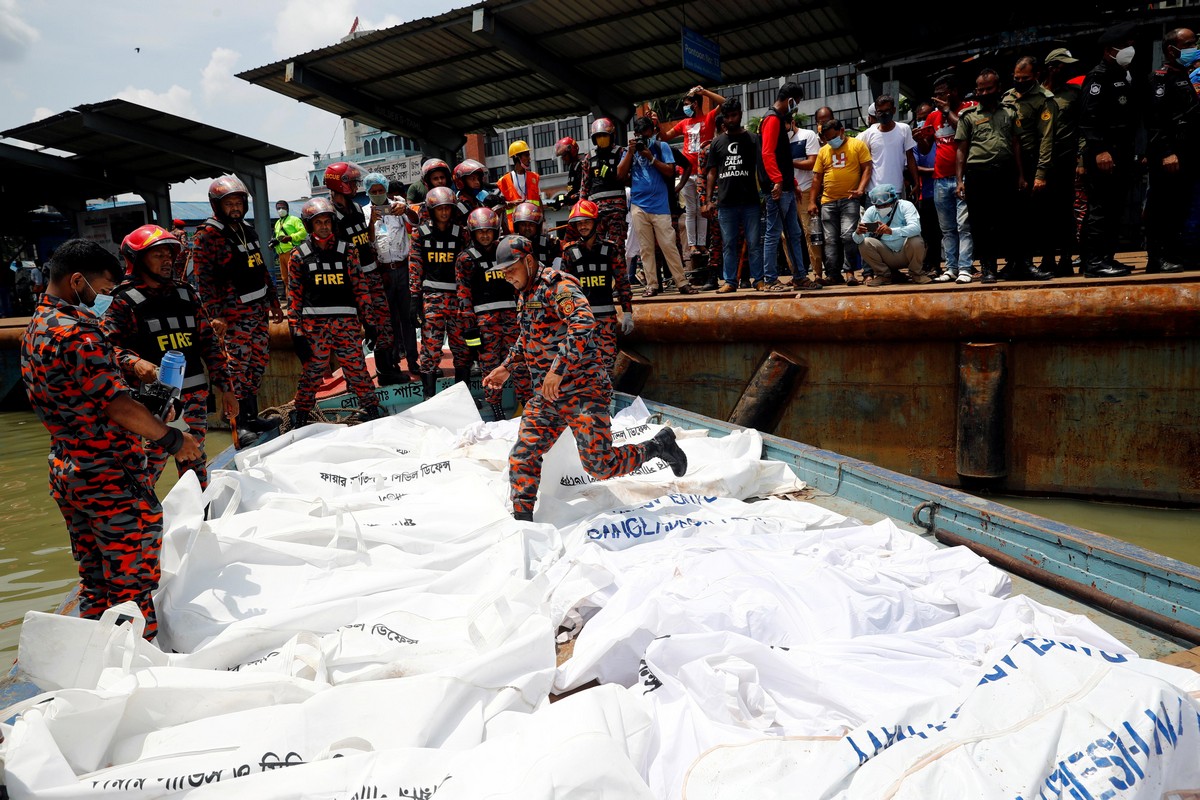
xmin=1098 ymin=22 xmax=1136 ymax=47
xmin=1045 ymin=47 xmax=1079 ymax=65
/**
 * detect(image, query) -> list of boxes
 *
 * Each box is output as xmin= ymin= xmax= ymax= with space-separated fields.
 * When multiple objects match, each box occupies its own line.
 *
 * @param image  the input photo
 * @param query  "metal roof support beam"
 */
xmin=0 ymin=142 xmax=119 ymax=185
xmin=471 ymin=8 xmax=632 ymax=126
xmin=76 ymin=109 xmax=264 ymax=177
xmin=284 ymin=61 xmax=465 ymax=156
xmin=132 ymin=178 xmax=173 ymax=230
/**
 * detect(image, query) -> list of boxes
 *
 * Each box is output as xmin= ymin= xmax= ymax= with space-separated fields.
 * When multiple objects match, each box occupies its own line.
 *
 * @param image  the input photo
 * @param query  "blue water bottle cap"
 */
xmin=159 ymin=350 xmax=186 ymax=392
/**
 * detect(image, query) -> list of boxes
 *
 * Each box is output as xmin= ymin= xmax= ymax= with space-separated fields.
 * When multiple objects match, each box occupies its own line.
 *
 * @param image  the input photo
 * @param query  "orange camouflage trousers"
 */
xmin=226 ymin=301 xmax=270 ymax=396
xmin=418 ymin=290 xmax=469 ymax=374
xmin=477 ymin=310 xmax=532 ymax=406
xmin=361 ymin=267 xmax=395 ymax=353
xmin=509 ymin=390 xmax=645 ymax=516
xmin=146 ymin=388 xmax=210 ymax=489
xmin=594 ymin=315 xmax=619 ymax=376
xmin=50 ymin=455 xmax=163 ymax=639
xmin=295 ymin=315 xmax=379 ymax=413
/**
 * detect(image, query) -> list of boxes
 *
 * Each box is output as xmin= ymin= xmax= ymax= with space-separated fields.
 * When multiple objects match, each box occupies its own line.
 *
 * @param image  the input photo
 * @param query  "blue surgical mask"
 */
xmin=1178 ymin=46 xmax=1199 ymax=68
xmin=89 ymin=292 xmax=113 ymax=317
xmin=683 ymin=104 xmax=695 ymax=118
xmin=476 ymin=189 xmax=490 ymax=204
xmin=829 ymin=136 xmax=845 ymax=149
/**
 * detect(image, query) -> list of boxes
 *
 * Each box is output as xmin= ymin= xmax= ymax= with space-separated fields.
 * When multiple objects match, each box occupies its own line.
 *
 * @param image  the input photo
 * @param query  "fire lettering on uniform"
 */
xmin=314 ymin=273 xmax=345 ymax=285
xmin=429 ymin=252 xmax=455 ymax=262
xmin=353 ymin=232 xmax=370 ymax=246
xmin=247 ymin=252 xmax=264 ymax=268
xmin=579 ymin=275 xmax=608 ymax=287
xmin=485 ymin=269 xmax=506 ymax=281
xmin=156 ymin=331 xmax=193 ymax=351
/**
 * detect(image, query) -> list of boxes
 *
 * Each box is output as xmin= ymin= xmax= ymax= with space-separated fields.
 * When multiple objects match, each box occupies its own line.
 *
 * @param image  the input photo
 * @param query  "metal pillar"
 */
xmin=243 ymin=169 xmax=281 ymax=297
xmin=134 ymin=178 xmax=173 ymax=228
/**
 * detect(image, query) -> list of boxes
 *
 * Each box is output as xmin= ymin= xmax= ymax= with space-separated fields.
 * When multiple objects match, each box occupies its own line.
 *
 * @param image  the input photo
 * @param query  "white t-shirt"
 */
xmin=857 ymin=123 xmax=916 ymax=192
xmin=790 ymin=128 xmax=822 ymax=192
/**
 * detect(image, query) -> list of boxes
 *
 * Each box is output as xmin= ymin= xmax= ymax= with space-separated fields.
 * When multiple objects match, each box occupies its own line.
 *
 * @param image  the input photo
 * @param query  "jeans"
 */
xmin=934 ymin=176 xmax=973 ymax=272
xmin=763 ymin=189 xmax=809 ymax=280
xmin=819 ymin=198 xmax=861 ymax=277
xmin=718 ymin=204 xmax=763 ymax=286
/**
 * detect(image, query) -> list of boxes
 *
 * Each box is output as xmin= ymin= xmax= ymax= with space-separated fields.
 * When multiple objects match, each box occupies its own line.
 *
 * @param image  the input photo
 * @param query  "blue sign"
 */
xmin=681 ymin=27 xmax=721 ymax=83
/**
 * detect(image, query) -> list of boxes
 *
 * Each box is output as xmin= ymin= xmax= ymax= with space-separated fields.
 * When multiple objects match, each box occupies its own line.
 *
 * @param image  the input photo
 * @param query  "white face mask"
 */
xmin=1114 ymin=45 xmax=1135 ymax=67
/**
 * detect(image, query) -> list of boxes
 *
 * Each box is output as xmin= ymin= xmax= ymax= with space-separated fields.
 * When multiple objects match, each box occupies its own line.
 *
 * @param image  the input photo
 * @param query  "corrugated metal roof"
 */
xmin=237 ymin=0 xmax=1149 ymax=144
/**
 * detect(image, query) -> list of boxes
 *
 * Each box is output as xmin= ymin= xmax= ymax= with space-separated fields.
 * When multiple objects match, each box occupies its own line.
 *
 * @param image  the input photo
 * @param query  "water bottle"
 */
xmin=809 ymin=213 xmax=825 ymax=247
xmin=140 ymin=350 xmax=186 ymax=422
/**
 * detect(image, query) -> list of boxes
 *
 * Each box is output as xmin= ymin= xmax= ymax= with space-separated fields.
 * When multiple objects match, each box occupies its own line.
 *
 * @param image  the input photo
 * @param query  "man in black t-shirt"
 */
xmin=703 ymin=98 xmax=765 ymax=293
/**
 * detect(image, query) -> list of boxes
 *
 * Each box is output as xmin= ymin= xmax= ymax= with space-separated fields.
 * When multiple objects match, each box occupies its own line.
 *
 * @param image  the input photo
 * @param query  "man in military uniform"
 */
xmin=1042 ymin=48 xmax=1085 ymax=276
xmin=324 ymin=162 xmax=395 ymax=388
xmin=1146 ymin=26 xmax=1199 ymax=273
xmin=580 ymin=118 xmax=630 ymax=256
xmin=559 ymin=199 xmax=633 ymax=376
xmin=512 ymin=202 xmax=562 ymax=269
xmin=104 ymin=225 xmax=237 ymax=488
xmin=955 ymin=69 xmax=1026 ymax=284
xmin=410 ymin=185 xmax=469 ymax=399
xmin=455 ymin=207 xmax=532 ymax=420
xmin=192 ymin=175 xmax=284 ymax=438
xmin=22 ymin=239 xmax=200 ymax=640
xmin=1003 ymin=56 xmax=1058 ymax=281
xmin=483 ymin=236 xmax=687 ymax=522
xmin=1078 ymin=22 xmax=1141 ymax=278
xmin=288 ymin=197 xmax=385 ymax=428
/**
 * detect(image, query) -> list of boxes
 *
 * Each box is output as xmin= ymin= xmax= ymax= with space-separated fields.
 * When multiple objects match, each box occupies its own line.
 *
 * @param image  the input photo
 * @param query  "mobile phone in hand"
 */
xmin=864 ymin=221 xmax=880 ymax=233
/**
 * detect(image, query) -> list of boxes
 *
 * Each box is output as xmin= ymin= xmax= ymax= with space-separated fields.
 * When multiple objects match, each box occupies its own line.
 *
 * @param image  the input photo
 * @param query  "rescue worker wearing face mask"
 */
xmin=559 ymin=199 xmax=633 ymax=376
xmin=455 ymin=207 xmax=532 ymax=421
xmin=410 ymin=185 xmax=470 ymax=400
xmin=362 ymin=171 xmax=410 ymax=386
xmin=556 ymin=137 xmax=584 ymax=209
xmin=103 ymin=225 xmax=237 ymax=483
xmin=1078 ymin=22 xmax=1143 ymax=278
xmin=192 ymin=175 xmax=284 ymax=436
xmin=512 ymin=202 xmax=562 ymax=269
xmin=1145 ymin=26 xmax=1200 ymax=273
xmin=453 ymin=159 xmax=500 ymax=217
xmin=483 ymin=235 xmax=688 ymax=523
xmin=404 ymin=158 xmax=454 ymax=226
xmin=22 ymin=239 xmax=201 ymax=641
xmin=270 ymin=201 xmax=307 ymax=287
xmin=580 ymin=118 xmax=630 ymax=257
xmin=288 ymin=197 xmax=385 ymax=428
xmin=496 ymin=140 xmax=542 ymax=232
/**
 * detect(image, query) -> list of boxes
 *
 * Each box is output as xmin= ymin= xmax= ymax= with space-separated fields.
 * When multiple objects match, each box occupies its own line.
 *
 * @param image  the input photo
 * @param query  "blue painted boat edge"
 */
xmin=617 ymin=392 xmax=1200 ymax=634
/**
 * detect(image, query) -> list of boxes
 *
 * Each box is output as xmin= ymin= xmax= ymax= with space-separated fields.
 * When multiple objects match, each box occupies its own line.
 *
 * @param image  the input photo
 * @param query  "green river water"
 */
xmin=1 ymin=408 xmax=1198 ymax=661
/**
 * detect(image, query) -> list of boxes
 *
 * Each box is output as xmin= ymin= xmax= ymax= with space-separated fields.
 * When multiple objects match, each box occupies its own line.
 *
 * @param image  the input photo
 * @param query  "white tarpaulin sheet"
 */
xmin=4 ymin=386 xmax=1199 ymax=799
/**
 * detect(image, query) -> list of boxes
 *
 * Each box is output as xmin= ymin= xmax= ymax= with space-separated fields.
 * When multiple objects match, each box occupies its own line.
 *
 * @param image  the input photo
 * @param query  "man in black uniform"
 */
xmin=580 ymin=118 xmax=630 ymax=259
xmin=1042 ymin=47 xmax=1085 ymax=276
xmin=1146 ymin=26 xmax=1199 ymax=273
xmin=556 ymin=137 xmax=584 ymax=209
xmin=1078 ymin=22 xmax=1141 ymax=278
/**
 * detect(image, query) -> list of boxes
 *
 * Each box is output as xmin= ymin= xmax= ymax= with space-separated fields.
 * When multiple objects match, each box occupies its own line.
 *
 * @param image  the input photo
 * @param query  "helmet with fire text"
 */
xmin=420 ymin=158 xmax=452 ymax=188
xmin=207 ymin=175 xmax=250 ymax=218
xmin=299 ymin=197 xmax=337 ymax=232
xmin=452 ymin=159 xmax=487 ymax=190
xmin=120 ymin=224 xmax=181 ymax=274
xmin=323 ymin=161 xmax=364 ymax=196
xmin=512 ymin=202 xmax=543 ymax=228
xmin=555 ymin=137 xmax=578 ymax=159
xmin=425 ymin=185 xmax=457 ymax=209
xmin=568 ymin=199 xmax=599 ymax=225
xmin=466 ymin=206 xmax=501 ymax=234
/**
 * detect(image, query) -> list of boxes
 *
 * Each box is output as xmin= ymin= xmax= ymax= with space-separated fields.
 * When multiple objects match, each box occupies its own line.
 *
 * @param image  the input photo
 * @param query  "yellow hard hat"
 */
xmin=507 ymin=140 xmax=530 ymax=159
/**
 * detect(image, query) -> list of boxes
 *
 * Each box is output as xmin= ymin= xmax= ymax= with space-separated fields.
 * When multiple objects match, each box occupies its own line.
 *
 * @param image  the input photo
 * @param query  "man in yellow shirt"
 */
xmin=808 ymin=119 xmax=873 ymax=286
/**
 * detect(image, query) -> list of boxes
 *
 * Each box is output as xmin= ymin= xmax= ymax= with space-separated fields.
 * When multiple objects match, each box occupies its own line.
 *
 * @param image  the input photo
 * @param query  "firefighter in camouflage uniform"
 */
xmin=192 ymin=175 xmax=283 ymax=445
xmin=103 ymin=224 xmax=237 ymax=490
xmin=21 ymin=240 xmax=201 ymax=639
xmin=410 ymin=185 xmax=469 ymax=399
xmin=581 ymin=118 xmax=630 ymax=256
xmin=455 ymin=207 xmax=532 ymax=420
xmin=483 ymin=235 xmax=687 ymax=522
xmin=512 ymin=201 xmax=563 ymax=268
xmin=559 ymin=199 xmax=633 ymax=376
xmin=288 ymin=197 xmax=385 ymax=427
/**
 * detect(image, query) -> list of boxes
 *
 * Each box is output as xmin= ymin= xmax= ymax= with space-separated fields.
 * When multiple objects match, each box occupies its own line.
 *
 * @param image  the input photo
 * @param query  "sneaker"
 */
xmin=934 ymin=271 xmax=956 ymax=282
xmin=955 ymin=272 xmax=973 ymax=284
xmin=716 ymin=283 xmax=736 ymax=294
xmin=642 ymin=286 xmax=659 ymax=298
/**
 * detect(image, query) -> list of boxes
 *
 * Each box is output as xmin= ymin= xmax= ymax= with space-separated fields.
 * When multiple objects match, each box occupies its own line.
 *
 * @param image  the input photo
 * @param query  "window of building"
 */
xmin=559 ymin=118 xmax=582 ymax=143
xmin=536 ymin=158 xmax=557 ymax=176
xmin=532 ymin=123 xmax=555 ymax=149
xmin=485 ymin=133 xmax=504 ymax=158
xmin=506 ymin=128 xmax=529 ymax=147
xmin=825 ymin=65 xmax=859 ymax=97
xmin=792 ymin=70 xmax=821 ymax=101
xmin=748 ymin=79 xmax=776 ymax=110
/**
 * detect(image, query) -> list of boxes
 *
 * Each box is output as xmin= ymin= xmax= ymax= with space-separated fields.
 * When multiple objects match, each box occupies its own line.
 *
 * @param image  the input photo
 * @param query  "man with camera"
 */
xmin=852 ymin=184 xmax=929 ymax=286
xmin=618 ymin=114 xmax=696 ymax=298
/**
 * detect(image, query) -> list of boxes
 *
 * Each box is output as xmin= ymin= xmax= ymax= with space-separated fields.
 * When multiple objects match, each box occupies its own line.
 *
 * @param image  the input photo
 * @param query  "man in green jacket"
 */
xmin=271 ymin=200 xmax=307 ymax=286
